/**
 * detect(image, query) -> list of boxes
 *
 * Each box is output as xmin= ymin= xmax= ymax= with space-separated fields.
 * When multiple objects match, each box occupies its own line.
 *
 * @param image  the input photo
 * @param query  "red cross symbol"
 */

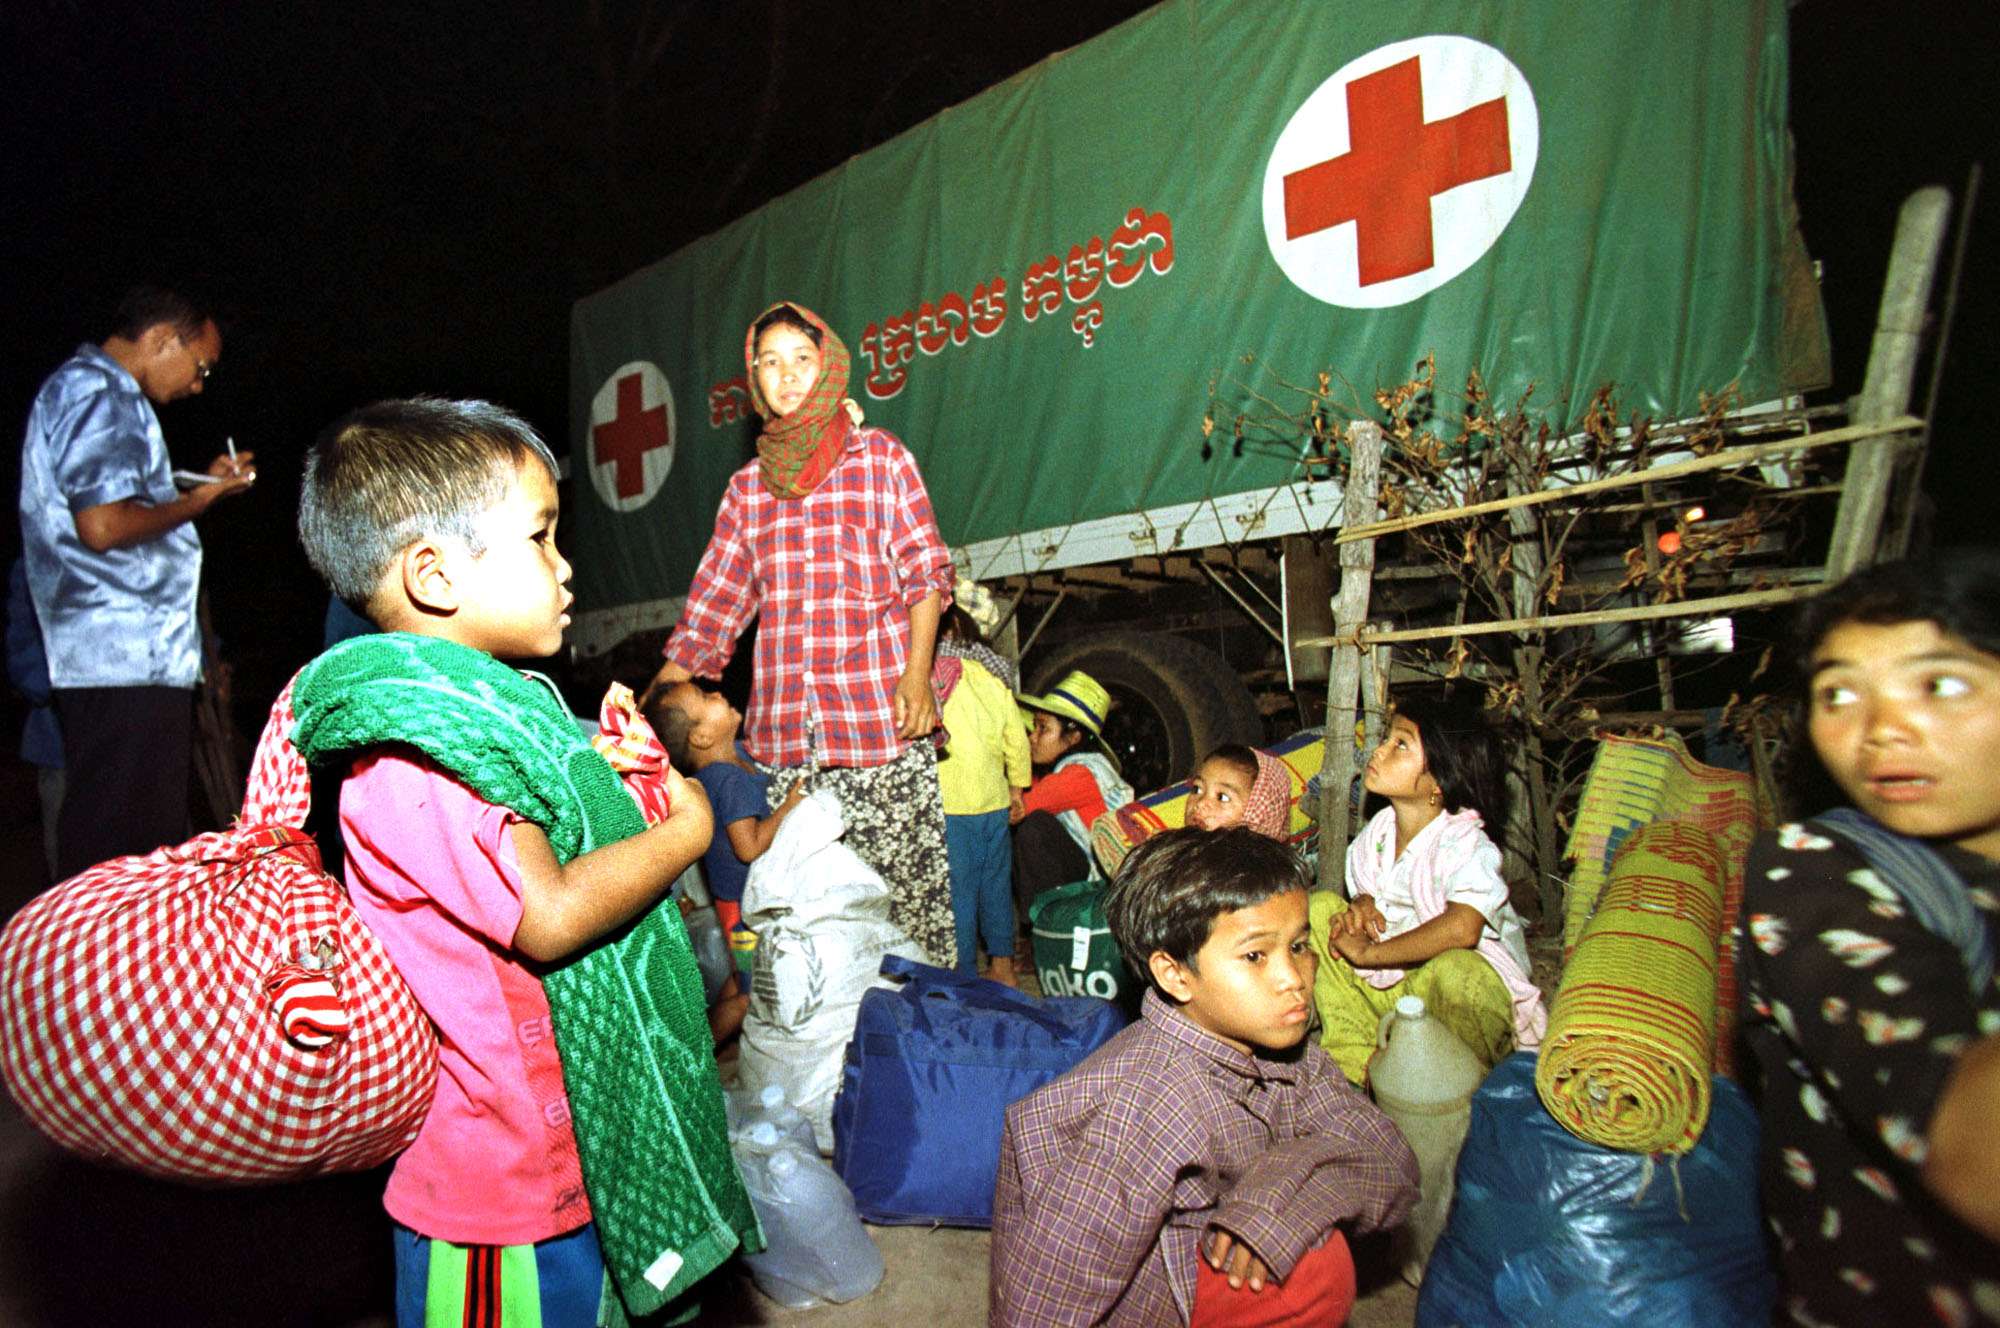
xmin=1282 ymin=56 xmax=1512 ymax=287
xmin=592 ymin=373 xmax=669 ymax=500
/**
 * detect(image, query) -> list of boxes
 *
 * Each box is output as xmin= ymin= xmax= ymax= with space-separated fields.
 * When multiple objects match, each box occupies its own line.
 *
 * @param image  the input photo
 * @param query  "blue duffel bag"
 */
xmin=831 ymin=954 xmax=1129 ymax=1226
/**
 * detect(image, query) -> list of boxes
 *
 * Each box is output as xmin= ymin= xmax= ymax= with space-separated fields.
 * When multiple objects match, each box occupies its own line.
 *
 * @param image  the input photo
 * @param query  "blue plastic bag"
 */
xmin=1417 ymin=1051 xmax=1775 ymax=1327
xmin=831 ymin=954 xmax=1128 ymax=1226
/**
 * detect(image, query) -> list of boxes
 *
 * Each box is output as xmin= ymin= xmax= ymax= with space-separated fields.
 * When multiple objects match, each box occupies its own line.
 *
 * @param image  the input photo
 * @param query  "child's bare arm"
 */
xmin=724 ymin=782 xmax=807 ymax=863
xmin=510 ymin=766 xmax=714 ymax=962
xmin=1331 ymin=901 xmax=1483 ymax=968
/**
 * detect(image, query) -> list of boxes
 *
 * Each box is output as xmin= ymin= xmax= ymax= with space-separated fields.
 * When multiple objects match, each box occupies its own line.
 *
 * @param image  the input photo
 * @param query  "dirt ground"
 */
xmin=0 ymin=1088 xmax=1417 ymax=1328
xmin=0 ymin=757 xmax=1441 ymax=1326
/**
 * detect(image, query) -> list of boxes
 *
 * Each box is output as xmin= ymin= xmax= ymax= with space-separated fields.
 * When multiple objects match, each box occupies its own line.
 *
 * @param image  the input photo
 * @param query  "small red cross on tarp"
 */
xmin=1283 ymin=56 xmax=1512 ymax=287
xmin=592 ymin=373 xmax=669 ymax=500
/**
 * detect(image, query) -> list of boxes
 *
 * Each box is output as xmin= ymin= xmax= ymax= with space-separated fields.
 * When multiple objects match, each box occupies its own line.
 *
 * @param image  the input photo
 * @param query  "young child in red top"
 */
xmin=992 ymin=827 xmax=1417 ymax=1327
xmin=298 ymin=399 xmax=715 ymax=1327
xmin=1009 ymin=668 xmax=1134 ymax=916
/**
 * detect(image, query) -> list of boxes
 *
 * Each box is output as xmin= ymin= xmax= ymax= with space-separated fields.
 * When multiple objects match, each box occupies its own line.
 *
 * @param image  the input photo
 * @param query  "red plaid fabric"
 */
xmin=590 ymin=681 xmax=675 ymax=824
xmin=0 ymin=675 xmax=437 ymax=1183
xmin=665 ymin=427 xmax=954 ymax=769
xmin=1244 ymin=750 xmax=1291 ymax=840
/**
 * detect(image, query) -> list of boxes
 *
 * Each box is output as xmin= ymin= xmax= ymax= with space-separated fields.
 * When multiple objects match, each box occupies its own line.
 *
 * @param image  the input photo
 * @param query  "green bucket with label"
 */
xmin=1029 ymin=879 xmax=1140 ymax=1014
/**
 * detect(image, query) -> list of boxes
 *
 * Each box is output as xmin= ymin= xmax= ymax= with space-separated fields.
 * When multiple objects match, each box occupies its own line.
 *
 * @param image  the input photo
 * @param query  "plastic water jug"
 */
xmin=736 ymin=1122 xmax=885 ymax=1306
xmin=682 ymin=905 xmax=732 ymax=1004
xmin=740 ymin=1083 xmax=817 ymax=1154
xmin=1370 ymin=994 xmax=1486 ymax=1286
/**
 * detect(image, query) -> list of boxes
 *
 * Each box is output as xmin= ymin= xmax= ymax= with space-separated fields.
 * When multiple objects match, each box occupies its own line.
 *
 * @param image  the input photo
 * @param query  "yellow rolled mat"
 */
xmin=1536 ymin=820 xmax=1725 ymax=1155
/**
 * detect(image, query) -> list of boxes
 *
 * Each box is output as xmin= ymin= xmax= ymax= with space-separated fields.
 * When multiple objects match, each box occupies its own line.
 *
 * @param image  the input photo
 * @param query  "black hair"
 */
xmin=298 ymin=397 xmax=559 ymax=613
xmin=1199 ymin=743 xmax=1259 ymax=787
xmin=106 ymin=285 xmax=211 ymax=342
xmin=1103 ymin=826 xmax=1310 ymax=988
xmin=1782 ymin=550 xmax=2000 ymax=814
xmin=751 ymin=303 xmax=822 ymax=350
xmin=1027 ymin=706 xmax=1089 ymax=756
xmin=1390 ymin=690 xmax=1507 ymax=831
xmin=1792 ymin=550 xmax=2000 ymax=670
xmin=941 ymin=604 xmax=986 ymax=644
xmin=641 ymin=683 xmax=700 ymax=770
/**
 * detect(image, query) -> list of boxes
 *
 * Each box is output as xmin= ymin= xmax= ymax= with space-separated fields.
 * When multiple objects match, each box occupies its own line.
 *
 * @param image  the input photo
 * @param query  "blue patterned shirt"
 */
xmin=17 ymin=344 xmax=203 ymax=689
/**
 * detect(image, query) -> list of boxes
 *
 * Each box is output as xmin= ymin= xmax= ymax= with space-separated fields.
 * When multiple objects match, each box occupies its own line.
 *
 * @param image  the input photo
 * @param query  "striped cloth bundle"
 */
xmin=1536 ymin=821 xmax=1726 ymax=1155
xmin=1562 ymin=731 xmax=1764 ymax=1073
xmin=1089 ymin=728 xmax=1326 ymax=874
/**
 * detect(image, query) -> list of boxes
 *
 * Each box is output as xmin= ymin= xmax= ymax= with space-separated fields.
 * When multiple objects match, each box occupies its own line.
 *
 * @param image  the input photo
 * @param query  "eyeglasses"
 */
xmin=174 ymin=333 xmax=214 ymax=384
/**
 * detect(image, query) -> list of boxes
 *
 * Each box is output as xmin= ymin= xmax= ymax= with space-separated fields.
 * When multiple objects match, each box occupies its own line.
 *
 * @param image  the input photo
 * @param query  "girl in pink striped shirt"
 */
xmin=1308 ymin=692 xmax=1545 ymax=1084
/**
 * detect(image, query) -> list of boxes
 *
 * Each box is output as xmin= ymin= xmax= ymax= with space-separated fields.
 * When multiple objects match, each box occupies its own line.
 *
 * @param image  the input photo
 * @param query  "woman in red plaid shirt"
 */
xmin=648 ymin=301 xmax=960 ymax=967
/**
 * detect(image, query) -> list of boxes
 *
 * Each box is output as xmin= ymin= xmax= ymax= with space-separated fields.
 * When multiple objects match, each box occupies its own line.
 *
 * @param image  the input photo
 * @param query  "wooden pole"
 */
xmin=1826 ymin=189 xmax=1950 ymax=580
xmin=1294 ymin=583 xmax=1824 ymax=649
xmin=1503 ymin=474 xmax=1561 ymax=921
xmin=1360 ymin=636 xmax=1392 ymax=765
xmin=1316 ymin=420 xmax=1383 ymax=886
xmin=1639 ymin=481 xmax=1678 ymax=711
xmin=1333 ymin=415 xmax=1919 ymax=546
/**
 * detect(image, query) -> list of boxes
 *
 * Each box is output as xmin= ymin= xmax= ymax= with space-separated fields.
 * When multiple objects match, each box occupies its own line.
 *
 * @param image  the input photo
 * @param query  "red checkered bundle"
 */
xmin=0 ymin=678 xmax=437 ymax=1183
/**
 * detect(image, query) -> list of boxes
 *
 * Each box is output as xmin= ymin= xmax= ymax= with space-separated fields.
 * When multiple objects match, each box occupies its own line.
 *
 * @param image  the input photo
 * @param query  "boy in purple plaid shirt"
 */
xmin=992 ymin=828 xmax=1417 ymax=1326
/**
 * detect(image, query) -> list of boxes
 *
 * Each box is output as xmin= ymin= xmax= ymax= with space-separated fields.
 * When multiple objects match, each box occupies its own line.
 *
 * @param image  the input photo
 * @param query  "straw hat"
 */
xmin=1018 ymin=670 xmax=1112 ymax=738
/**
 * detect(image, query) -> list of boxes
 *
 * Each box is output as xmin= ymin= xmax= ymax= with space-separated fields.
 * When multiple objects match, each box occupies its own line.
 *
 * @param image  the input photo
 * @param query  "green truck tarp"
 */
xmin=569 ymin=0 xmax=1826 ymax=644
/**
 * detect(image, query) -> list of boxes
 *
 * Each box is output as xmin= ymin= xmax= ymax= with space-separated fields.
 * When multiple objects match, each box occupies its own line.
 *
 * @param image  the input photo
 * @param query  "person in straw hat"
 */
xmin=1009 ymin=668 xmax=1134 ymax=918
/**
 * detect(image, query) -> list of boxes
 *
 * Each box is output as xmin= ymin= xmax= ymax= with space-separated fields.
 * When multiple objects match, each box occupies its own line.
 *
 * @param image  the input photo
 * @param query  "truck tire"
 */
xmin=1026 ymin=632 xmax=1263 ymax=796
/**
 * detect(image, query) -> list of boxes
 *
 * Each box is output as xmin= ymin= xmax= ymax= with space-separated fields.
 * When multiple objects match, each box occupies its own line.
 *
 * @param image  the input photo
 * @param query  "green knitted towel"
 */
xmin=292 ymin=632 xmax=760 ymax=1317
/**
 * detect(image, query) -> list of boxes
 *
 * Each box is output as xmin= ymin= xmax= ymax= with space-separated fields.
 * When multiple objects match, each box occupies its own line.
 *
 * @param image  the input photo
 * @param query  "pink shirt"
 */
xmin=340 ymin=751 xmax=590 ymax=1244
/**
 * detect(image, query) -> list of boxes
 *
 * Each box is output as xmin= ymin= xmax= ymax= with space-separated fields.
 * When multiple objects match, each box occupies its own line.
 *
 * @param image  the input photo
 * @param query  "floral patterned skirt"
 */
xmin=764 ymin=742 xmax=957 ymax=970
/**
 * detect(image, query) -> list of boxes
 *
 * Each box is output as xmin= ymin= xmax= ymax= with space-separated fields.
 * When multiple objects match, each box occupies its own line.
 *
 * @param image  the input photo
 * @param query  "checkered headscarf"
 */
xmin=746 ymin=301 xmax=852 ymax=499
xmin=1245 ymin=749 xmax=1291 ymax=840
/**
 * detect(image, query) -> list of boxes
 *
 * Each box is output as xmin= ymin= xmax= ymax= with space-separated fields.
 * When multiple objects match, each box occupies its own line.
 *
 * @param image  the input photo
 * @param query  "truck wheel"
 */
xmin=1026 ymin=632 xmax=1263 ymax=796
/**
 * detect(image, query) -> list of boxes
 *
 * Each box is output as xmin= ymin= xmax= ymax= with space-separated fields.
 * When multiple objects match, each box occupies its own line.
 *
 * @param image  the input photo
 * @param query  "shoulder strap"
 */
xmin=1811 ymin=808 xmax=1994 ymax=997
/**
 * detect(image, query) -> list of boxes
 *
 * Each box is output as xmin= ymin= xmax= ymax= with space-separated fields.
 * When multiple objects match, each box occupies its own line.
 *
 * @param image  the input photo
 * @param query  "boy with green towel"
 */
xmin=296 ymin=398 xmax=743 ymax=1325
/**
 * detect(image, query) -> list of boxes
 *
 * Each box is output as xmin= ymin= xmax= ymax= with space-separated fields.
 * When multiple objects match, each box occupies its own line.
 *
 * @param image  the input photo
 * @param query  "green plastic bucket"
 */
xmin=1029 ymin=879 xmax=1140 ymax=1012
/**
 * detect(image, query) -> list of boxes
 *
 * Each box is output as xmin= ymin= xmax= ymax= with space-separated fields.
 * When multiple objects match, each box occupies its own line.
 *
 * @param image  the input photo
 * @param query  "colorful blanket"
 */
xmin=1536 ymin=821 xmax=1724 ymax=1155
xmin=292 ymin=633 xmax=759 ymax=1318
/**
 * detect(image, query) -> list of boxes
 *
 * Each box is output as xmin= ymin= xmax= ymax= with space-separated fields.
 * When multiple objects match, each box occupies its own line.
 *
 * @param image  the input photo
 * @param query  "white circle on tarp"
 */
xmin=1262 ymin=35 xmax=1539 ymax=309
xmin=588 ymin=360 xmax=676 ymax=513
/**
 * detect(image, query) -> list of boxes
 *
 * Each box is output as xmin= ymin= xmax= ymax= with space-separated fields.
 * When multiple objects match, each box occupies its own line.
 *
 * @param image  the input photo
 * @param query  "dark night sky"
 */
xmin=2 ymin=0 xmax=1991 ymax=717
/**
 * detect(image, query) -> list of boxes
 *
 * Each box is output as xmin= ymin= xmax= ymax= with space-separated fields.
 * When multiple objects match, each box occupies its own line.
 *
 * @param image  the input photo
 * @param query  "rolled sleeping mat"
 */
xmin=1535 ymin=821 xmax=1725 ymax=1155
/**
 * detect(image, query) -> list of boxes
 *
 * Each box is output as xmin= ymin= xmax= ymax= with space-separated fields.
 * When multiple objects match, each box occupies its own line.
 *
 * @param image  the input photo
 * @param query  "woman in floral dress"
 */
xmin=1738 ymin=552 xmax=2000 ymax=1327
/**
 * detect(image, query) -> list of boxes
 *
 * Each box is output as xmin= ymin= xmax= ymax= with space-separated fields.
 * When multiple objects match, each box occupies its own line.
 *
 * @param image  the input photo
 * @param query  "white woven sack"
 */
xmin=737 ymin=789 xmax=920 ymax=1149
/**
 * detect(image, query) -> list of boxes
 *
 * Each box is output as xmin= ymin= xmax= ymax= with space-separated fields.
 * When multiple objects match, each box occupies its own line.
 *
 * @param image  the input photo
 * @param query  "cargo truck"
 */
xmin=567 ymin=0 xmax=1832 ymax=794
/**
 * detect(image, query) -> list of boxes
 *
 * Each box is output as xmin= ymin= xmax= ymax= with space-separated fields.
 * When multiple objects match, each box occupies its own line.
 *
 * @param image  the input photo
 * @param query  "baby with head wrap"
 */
xmin=1187 ymin=744 xmax=1291 ymax=840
